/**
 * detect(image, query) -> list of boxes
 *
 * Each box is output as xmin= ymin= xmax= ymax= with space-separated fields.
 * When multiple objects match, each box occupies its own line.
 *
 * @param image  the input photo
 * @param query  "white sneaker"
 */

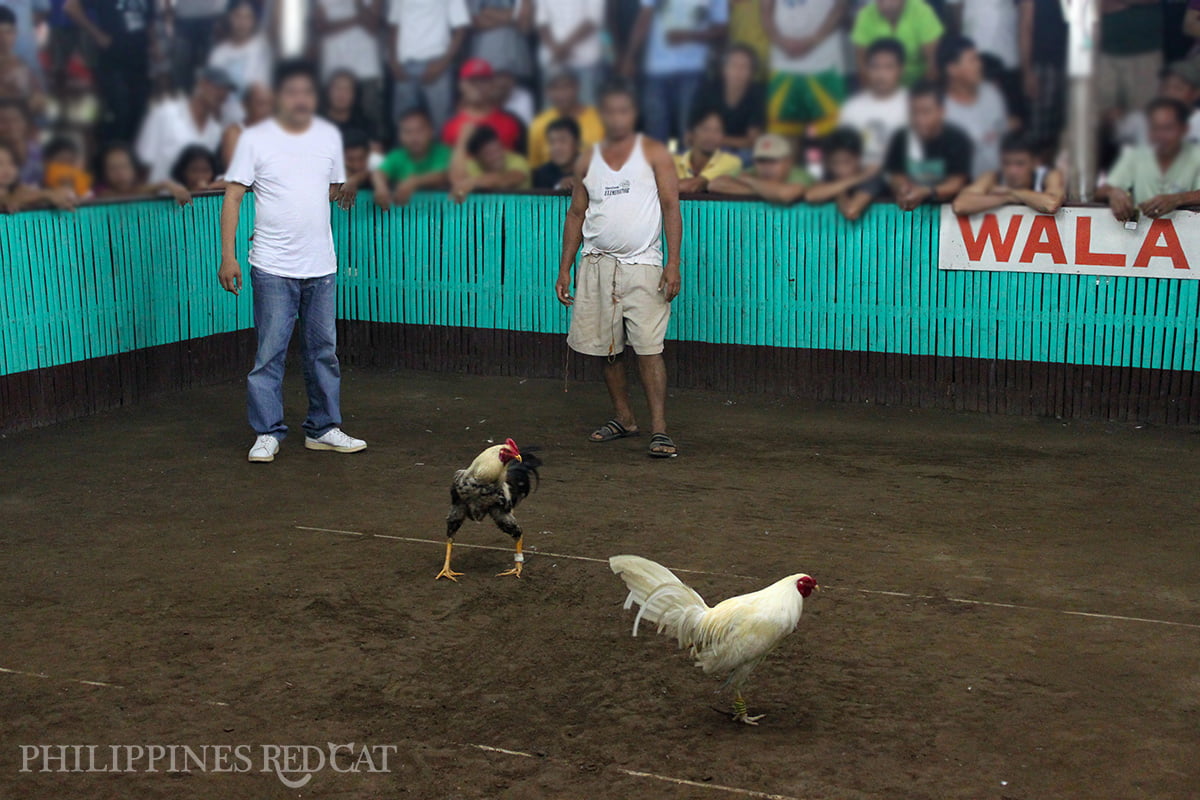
xmin=305 ymin=428 xmax=367 ymax=453
xmin=248 ymin=434 xmax=280 ymax=463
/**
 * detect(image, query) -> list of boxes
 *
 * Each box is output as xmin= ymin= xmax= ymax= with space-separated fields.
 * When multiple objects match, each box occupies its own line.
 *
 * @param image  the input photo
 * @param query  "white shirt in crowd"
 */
xmin=135 ymin=97 xmax=224 ymax=183
xmin=224 ymin=118 xmax=347 ymax=279
xmin=535 ymin=0 xmax=606 ymax=69
xmin=208 ymin=35 xmax=274 ymax=125
xmin=769 ymin=0 xmax=845 ymax=75
xmin=945 ymin=82 xmax=1008 ymax=177
xmin=388 ymin=0 xmax=471 ymax=63
xmin=315 ymin=0 xmax=383 ymax=81
xmin=946 ymin=0 xmax=1018 ymax=70
xmin=838 ymin=88 xmax=909 ymax=167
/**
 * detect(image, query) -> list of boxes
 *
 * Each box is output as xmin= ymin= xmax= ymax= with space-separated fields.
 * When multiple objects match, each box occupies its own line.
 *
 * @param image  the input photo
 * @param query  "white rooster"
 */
xmin=610 ymin=555 xmax=817 ymax=725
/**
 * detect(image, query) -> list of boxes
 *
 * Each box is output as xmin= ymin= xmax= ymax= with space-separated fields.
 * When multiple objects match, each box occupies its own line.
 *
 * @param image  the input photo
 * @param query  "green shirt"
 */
xmin=850 ymin=0 xmax=944 ymax=86
xmin=378 ymin=143 xmax=452 ymax=183
xmin=1107 ymin=143 xmax=1200 ymax=204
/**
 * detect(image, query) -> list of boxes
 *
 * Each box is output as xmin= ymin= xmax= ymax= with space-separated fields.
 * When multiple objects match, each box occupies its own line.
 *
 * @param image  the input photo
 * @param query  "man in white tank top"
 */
xmin=554 ymin=82 xmax=684 ymax=458
xmin=951 ymin=131 xmax=1065 ymax=216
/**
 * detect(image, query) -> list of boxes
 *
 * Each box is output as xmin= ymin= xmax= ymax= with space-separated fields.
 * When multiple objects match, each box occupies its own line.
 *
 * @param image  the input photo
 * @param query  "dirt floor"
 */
xmin=1 ymin=366 xmax=1198 ymax=800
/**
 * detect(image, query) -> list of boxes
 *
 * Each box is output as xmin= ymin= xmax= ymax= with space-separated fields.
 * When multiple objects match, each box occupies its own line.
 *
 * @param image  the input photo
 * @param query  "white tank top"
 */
xmin=581 ymin=135 xmax=664 ymax=266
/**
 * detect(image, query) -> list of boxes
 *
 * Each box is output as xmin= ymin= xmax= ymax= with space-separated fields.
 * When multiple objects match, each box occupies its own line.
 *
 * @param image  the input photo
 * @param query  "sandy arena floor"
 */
xmin=1 ymin=367 xmax=1198 ymax=799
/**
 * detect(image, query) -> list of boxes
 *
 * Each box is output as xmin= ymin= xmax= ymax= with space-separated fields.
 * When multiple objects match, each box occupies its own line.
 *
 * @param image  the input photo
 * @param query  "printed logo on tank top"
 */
xmin=604 ymin=179 xmax=632 ymax=197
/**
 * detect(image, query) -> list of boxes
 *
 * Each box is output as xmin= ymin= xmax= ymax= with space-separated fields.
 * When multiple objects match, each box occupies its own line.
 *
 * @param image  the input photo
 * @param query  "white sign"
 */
xmin=939 ymin=206 xmax=1200 ymax=280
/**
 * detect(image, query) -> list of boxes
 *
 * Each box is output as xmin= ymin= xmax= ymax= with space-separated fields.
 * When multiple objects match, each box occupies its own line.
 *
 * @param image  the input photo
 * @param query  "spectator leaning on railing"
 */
xmin=92 ymin=141 xmax=191 ymax=204
xmin=806 ymin=126 xmax=886 ymax=221
xmin=532 ymin=116 xmax=581 ymax=191
xmin=885 ymin=80 xmax=972 ymax=211
xmin=169 ymin=143 xmax=225 ymax=193
xmin=761 ymin=0 xmax=847 ymax=138
xmin=372 ymin=106 xmax=452 ymax=207
xmin=448 ymin=122 xmax=531 ymax=202
xmin=940 ymin=35 xmax=1009 ymax=179
xmin=674 ymin=106 xmax=742 ymax=193
xmin=1098 ymin=98 xmax=1200 ymax=223
xmin=838 ymin=37 xmax=908 ymax=168
xmin=0 ymin=141 xmax=77 ymax=212
xmin=388 ymin=0 xmax=470 ymax=132
xmin=708 ymin=132 xmax=811 ymax=204
xmin=952 ymin=131 xmax=1064 ymax=216
xmin=528 ymin=70 xmax=603 ymax=169
xmin=851 ymin=0 xmax=943 ymax=88
xmin=340 ymin=127 xmax=372 ymax=196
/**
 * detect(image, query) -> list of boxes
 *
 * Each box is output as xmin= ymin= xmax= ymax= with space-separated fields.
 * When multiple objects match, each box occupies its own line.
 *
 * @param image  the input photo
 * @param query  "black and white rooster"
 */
xmin=437 ymin=438 xmax=541 ymax=581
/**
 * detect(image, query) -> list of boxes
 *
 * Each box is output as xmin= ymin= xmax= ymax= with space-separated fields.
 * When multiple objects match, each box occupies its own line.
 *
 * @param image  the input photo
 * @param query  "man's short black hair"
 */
xmin=342 ymin=128 xmax=370 ymax=151
xmin=272 ymin=58 xmax=319 ymax=92
xmin=0 ymin=6 xmax=17 ymax=26
xmin=398 ymin=106 xmax=433 ymax=126
xmin=1147 ymin=97 xmax=1192 ymax=127
xmin=866 ymin=37 xmax=906 ymax=65
xmin=597 ymin=78 xmax=637 ymax=108
xmin=43 ymin=136 xmax=80 ymax=161
xmin=909 ymin=79 xmax=944 ymax=106
xmin=823 ymin=127 xmax=863 ymax=158
xmin=467 ymin=124 xmax=501 ymax=157
xmin=936 ymin=35 xmax=976 ymax=73
xmin=999 ymin=130 xmax=1037 ymax=156
xmin=688 ymin=105 xmax=723 ymax=131
xmin=546 ymin=116 xmax=581 ymax=142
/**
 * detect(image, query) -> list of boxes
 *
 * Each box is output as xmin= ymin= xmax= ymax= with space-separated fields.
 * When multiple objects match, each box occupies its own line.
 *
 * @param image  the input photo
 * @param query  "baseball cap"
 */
xmin=460 ymin=58 xmax=495 ymax=80
xmin=753 ymin=134 xmax=792 ymax=161
xmin=1163 ymin=57 xmax=1200 ymax=89
xmin=198 ymin=66 xmax=237 ymax=91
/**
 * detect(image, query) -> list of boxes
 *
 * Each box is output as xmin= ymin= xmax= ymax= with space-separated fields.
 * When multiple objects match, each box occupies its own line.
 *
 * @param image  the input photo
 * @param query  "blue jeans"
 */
xmin=248 ymin=269 xmax=342 ymax=441
xmin=641 ymin=71 xmax=704 ymax=144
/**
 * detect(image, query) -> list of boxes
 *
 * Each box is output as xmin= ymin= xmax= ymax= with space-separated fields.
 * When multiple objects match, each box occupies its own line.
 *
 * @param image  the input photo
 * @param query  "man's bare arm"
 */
xmin=218 ymin=183 xmax=248 ymax=294
xmin=648 ymin=140 xmax=682 ymax=300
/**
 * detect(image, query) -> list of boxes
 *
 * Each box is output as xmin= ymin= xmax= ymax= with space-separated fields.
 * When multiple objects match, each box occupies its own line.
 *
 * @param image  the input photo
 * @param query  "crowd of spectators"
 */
xmin=0 ymin=0 xmax=1195 ymax=225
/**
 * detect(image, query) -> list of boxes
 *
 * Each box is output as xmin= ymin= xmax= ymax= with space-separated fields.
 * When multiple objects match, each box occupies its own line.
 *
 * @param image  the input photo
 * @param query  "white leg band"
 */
xmin=514 ymin=553 xmax=524 ymax=563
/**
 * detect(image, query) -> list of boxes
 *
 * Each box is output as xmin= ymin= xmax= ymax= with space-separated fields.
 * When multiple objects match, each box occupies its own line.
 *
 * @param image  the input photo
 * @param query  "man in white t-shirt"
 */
xmin=762 ymin=0 xmax=849 ymax=137
xmin=838 ymin=37 xmax=908 ymax=167
xmin=940 ymin=35 xmax=1008 ymax=178
xmin=135 ymin=67 xmax=233 ymax=183
xmin=219 ymin=59 xmax=367 ymax=463
xmin=388 ymin=0 xmax=471 ymax=131
xmin=535 ymin=0 xmax=606 ymax=104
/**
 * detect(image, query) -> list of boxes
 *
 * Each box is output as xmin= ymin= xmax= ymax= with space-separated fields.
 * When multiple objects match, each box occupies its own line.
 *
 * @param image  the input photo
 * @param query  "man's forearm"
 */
xmin=559 ymin=212 xmax=584 ymax=272
xmin=663 ymin=200 xmax=682 ymax=267
xmin=220 ymin=190 xmax=244 ymax=259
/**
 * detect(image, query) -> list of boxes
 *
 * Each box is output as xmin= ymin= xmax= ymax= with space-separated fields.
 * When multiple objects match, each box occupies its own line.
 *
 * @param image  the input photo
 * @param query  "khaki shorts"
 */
xmin=567 ymin=253 xmax=670 ymax=357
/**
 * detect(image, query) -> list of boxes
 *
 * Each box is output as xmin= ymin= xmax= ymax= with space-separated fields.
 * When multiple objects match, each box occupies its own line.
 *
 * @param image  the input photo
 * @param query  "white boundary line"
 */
xmin=0 ymin=667 xmax=229 ymax=706
xmin=297 ymin=526 xmax=1200 ymax=631
xmin=468 ymin=744 xmax=803 ymax=800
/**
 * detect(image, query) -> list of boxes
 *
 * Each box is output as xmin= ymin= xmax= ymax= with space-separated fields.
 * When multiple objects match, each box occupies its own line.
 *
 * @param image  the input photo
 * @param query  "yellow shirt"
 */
xmin=467 ymin=152 xmax=532 ymax=189
xmin=527 ymin=105 xmax=605 ymax=168
xmin=675 ymin=150 xmax=744 ymax=181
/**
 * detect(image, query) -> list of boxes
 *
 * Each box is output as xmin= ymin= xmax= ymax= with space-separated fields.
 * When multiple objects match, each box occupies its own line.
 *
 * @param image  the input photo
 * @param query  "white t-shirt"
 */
xmin=769 ymin=0 xmax=846 ymax=74
xmin=316 ymin=0 xmax=384 ymax=81
xmin=208 ymin=35 xmax=274 ymax=126
xmin=388 ymin=0 xmax=471 ymax=63
xmin=945 ymin=0 xmax=1018 ymax=69
xmin=135 ymin=97 xmax=224 ymax=183
xmin=945 ymin=82 xmax=1008 ymax=177
xmin=838 ymin=88 xmax=908 ymax=167
xmin=224 ymin=118 xmax=347 ymax=278
xmin=535 ymin=0 xmax=605 ymax=69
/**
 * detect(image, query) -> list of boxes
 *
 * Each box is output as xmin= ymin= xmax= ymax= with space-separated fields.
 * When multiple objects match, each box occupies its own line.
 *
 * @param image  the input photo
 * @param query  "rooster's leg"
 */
xmin=496 ymin=535 xmax=523 ymax=578
xmin=731 ymin=692 xmax=765 ymax=725
xmin=435 ymin=539 xmax=464 ymax=581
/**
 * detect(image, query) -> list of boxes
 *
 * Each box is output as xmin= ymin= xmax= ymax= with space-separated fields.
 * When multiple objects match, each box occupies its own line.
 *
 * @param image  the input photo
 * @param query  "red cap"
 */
xmin=459 ymin=58 xmax=494 ymax=80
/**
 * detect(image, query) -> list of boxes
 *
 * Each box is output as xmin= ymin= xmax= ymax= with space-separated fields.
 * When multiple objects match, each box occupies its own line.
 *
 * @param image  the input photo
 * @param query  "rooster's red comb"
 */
xmin=504 ymin=438 xmax=519 ymax=453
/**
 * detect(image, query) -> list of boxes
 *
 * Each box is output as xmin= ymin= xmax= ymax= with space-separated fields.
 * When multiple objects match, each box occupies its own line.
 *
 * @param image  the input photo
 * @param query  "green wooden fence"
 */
xmin=1 ymin=193 xmax=1198 ymax=378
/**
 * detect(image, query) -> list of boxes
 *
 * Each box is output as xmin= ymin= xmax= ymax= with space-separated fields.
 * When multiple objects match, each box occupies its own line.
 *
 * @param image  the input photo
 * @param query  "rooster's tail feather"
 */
xmin=610 ymin=555 xmax=709 ymax=645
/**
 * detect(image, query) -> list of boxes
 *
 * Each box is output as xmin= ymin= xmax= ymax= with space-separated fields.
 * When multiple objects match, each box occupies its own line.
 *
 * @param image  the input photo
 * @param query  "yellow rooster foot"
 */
xmin=495 ymin=563 xmax=523 ymax=578
xmin=435 ymin=566 xmax=464 ymax=582
xmin=731 ymin=698 xmax=764 ymax=725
